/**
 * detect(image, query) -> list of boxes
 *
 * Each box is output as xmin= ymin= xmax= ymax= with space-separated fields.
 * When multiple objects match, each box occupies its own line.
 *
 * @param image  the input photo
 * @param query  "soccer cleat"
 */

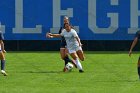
xmin=63 ymin=67 xmax=67 ymax=72
xmin=1 ymin=70 xmax=8 ymax=76
xmin=79 ymin=70 xmax=84 ymax=73
xmin=71 ymin=60 xmax=77 ymax=68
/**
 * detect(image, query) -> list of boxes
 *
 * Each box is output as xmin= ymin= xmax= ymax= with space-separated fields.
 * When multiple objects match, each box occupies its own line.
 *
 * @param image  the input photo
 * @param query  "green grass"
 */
xmin=0 ymin=51 xmax=140 ymax=93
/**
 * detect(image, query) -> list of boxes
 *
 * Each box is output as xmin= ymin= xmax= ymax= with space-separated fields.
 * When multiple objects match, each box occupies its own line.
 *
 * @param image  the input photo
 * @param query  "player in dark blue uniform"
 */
xmin=0 ymin=31 xmax=7 ymax=76
xmin=129 ymin=30 xmax=140 ymax=79
xmin=59 ymin=16 xmax=77 ymax=72
xmin=59 ymin=27 xmax=66 ymax=49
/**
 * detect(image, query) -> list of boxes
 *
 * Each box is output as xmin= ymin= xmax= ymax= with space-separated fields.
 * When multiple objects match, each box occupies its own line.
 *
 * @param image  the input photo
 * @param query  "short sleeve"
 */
xmin=72 ymin=29 xmax=78 ymax=37
xmin=135 ymin=31 xmax=140 ymax=39
xmin=60 ymin=29 xmax=65 ymax=36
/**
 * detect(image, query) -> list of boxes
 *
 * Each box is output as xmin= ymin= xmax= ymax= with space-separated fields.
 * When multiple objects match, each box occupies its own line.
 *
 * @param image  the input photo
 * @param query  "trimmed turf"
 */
xmin=0 ymin=51 xmax=140 ymax=93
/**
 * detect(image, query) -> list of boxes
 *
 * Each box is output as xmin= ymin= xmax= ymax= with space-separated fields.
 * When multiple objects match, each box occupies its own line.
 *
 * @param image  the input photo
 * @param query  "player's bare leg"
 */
xmin=137 ymin=57 xmax=140 ymax=79
xmin=0 ymin=52 xmax=8 ymax=76
xmin=70 ymin=53 xmax=84 ymax=73
xmin=76 ymin=50 xmax=85 ymax=61
xmin=60 ymin=48 xmax=68 ymax=72
xmin=65 ymin=49 xmax=77 ymax=68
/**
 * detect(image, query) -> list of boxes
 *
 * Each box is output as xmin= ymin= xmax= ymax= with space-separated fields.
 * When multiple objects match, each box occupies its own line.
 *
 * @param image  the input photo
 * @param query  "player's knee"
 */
xmin=0 ymin=53 xmax=5 ymax=60
xmin=82 ymin=58 xmax=85 ymax=61
xmin=80 ymin=57 xmax=85 ymax=61
xmin=73 ymin=56 xmax=78 ymax=60
xmin=0 ymin=57 xmax=5 ymax=60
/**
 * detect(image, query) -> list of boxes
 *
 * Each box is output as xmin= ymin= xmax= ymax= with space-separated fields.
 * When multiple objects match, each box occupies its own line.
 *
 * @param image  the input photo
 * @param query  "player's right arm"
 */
xmin=46 ymin=33 xmax=62 ymax=38
xmin=129 ymin=37 xmax=138 ymax=57
xmin=51 ymin=34 xmax=62 ymax=38
xmin=46 ymin=29 xmax=65 ymax=38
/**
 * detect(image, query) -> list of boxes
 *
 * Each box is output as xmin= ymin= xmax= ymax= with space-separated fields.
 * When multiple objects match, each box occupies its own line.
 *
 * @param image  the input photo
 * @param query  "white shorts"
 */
xmin=68 ymin=46 xmax=82 ymax=54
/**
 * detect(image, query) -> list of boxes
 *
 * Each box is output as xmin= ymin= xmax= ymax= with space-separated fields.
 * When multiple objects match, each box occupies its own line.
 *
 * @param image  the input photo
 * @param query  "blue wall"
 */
xmin=0 ymin=0 xmax=139 ymax=40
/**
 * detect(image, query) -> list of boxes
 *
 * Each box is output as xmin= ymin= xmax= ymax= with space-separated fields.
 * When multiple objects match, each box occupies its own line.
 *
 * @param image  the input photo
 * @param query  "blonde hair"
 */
xmin=64 ymin=16 xmax=69 ymax=20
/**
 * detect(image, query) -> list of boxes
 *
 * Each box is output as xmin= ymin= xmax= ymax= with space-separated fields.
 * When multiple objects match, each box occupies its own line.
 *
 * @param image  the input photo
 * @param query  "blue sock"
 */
xmin=138 ymin=67 xmax=140 ymax=78
xmin=64 ymin=57 xmax=68 ymax=66
xmin=65 ymin=56 xmax=72 ymax=62
xmin=64 ymin=56 xmax=73 ymax=66
xmin=1 ymin=60 xmax=5 ymax=70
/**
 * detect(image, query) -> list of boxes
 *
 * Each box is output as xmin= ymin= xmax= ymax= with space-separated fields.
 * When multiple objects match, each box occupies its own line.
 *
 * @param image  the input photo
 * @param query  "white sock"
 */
xmin=75 ymin=58 xmax=83 ymax=70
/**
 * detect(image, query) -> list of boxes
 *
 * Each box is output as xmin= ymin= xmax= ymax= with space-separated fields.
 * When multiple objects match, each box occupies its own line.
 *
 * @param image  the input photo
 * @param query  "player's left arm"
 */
xmin=75 ymin=36 xmax=82 ymax=47
xmin=72 ymin=29 xmax=82 ymax=46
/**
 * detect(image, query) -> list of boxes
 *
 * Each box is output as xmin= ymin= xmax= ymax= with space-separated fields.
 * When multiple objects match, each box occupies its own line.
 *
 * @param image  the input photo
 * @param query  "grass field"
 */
xmin=1 ymin=51 xmax=140 ymax=93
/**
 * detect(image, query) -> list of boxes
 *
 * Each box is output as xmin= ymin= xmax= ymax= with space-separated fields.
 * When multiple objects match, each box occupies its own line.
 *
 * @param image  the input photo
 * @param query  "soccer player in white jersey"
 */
xmin=47 ymin=23 xmax=85 ymax=73
xmin=58 ymin=16 xmax=77 ymax=72
xmin=0 ymin=31 xmax=7 ymax=76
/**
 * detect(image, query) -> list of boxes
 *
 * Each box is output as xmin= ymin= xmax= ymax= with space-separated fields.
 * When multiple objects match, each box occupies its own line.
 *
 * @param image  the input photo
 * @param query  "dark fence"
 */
xmin=4 ymin=40 xmax=139 ymax=51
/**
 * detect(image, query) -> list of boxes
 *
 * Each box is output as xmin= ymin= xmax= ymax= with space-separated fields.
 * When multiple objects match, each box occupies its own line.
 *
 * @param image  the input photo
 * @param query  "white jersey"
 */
xmin=61 ymin=29 xmax=79 ymax=50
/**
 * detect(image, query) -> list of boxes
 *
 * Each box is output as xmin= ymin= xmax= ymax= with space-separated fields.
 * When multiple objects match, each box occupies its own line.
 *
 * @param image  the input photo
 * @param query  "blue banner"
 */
xmin=0 ymin=0 xmax=140 ymax=40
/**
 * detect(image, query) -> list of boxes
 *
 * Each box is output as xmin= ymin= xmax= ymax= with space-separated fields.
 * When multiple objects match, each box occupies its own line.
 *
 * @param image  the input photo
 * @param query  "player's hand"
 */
xmin=79 ymin=43 xmax=83 ymax=47
xmin=48 ymin=33 xmax=52 ymax=36
xmin=2 ymin=50 xmax=6 ymax=53
xmin=46 ymin=33 xmax=52 ymax=38
xmin=129 ymin=50 xmax=132 ymax=57
xmin=46 ymin=33 xmax=49 ymax=38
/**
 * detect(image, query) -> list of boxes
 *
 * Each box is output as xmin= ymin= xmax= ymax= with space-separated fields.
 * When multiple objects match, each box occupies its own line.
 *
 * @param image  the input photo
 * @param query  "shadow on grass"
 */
xmin=6 ymin=51 xmax=140 ymax=54
xmin=92 ymin=80 xmax=139 ymax=82
xmin=6 ymin=51 xmax=58 ymax=53
xmin=21 ymin=71 xmax=63 ymax=74
xmin=85 ymin=51 xmax=140 ymax=54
